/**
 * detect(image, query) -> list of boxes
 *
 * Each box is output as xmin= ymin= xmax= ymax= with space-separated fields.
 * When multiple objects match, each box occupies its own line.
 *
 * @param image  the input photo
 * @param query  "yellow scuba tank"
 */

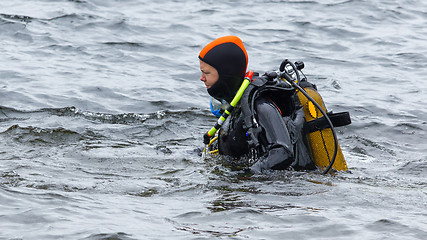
xmin=297 ymin=85 xmax=348 ymax=171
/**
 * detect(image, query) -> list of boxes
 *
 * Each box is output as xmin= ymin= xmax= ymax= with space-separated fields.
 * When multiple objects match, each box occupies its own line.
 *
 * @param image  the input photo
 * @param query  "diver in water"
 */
xmin=199 ymin=36 xmax=351 ymax=173
xmin=199 ymin=36 xmax=351 ymax=174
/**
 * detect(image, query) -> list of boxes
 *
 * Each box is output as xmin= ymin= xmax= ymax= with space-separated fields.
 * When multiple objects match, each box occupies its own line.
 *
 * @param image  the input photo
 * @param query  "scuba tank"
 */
xmin=297 ymin=81 xmax=348 ymax=171
xmin=279 ymin=59 xmax=351 ymax=172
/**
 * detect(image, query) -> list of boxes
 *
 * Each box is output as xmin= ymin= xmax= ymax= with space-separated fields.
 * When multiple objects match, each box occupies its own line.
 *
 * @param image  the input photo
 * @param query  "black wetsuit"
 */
xmin=218 ymin=77 xmax=315 ymax=172
xmin=218 ymin=94 xmax=315 ymax=173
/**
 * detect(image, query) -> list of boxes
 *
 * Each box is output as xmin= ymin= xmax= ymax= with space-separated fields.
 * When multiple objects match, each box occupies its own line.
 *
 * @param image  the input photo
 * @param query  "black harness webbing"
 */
xmin=305 ymin=112 xmax=351 ymax=133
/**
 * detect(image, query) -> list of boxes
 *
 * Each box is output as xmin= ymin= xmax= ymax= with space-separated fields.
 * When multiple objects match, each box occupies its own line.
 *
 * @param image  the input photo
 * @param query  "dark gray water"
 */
xmin=1 ymin=0 xmax=426 ymax=239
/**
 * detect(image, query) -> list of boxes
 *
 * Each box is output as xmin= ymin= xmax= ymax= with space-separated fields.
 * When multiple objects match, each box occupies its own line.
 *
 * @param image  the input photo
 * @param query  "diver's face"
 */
xmin=199 ymin=60 xmax=219 ymax=89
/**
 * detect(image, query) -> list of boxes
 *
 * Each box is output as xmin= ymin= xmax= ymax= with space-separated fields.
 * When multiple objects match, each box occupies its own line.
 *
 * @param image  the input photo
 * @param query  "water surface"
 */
xmin=1 ymin=0 xmax=426 ymax=239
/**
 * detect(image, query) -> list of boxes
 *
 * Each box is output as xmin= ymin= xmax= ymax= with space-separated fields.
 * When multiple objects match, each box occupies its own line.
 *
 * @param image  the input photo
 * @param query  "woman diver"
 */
xmin=199 ymin=36 xmax=318 ymax=173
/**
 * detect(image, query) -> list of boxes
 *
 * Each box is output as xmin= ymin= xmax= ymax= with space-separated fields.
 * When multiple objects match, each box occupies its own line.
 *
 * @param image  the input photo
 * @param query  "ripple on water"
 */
xmin=1 ymin=0 xmax=427 ymax=239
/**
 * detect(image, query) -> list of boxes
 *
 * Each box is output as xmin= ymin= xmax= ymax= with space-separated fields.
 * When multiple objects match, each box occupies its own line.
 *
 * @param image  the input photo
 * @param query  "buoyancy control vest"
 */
xmin=240 ymin=74 xmax=316 ymax=170
xmin=217 ymin=73 xmax=314 ymax=170
xmin=217 ymin=69 xmax=351 ymax=172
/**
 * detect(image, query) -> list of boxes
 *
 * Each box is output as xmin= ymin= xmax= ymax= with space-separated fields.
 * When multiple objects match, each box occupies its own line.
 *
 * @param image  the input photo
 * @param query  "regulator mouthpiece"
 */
xmin=210 ymin=97 xmax=230 ymax=118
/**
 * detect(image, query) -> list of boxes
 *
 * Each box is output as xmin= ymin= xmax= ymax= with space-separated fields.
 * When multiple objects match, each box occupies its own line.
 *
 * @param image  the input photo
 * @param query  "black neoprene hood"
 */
xmin=199 ymin=36 xmax=248 ymax=103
